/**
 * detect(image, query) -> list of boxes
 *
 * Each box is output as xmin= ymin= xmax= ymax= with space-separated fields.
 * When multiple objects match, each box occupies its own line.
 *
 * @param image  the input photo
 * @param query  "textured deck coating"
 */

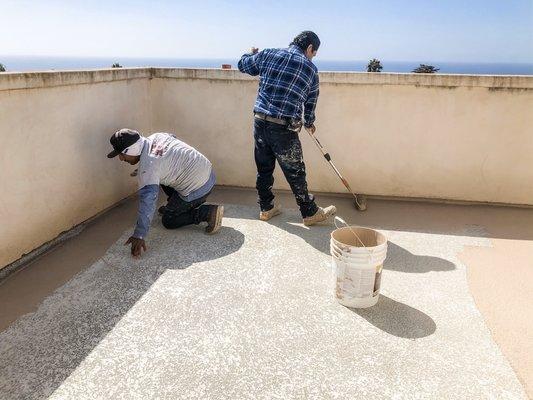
xmin=0 ymin=205 xmax=527 ymax=399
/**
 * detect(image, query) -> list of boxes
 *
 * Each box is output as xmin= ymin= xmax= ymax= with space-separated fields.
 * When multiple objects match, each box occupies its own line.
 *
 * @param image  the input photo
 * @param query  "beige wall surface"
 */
xmin=152 ymin=69 xmax=533 ymax=205
xmin=0 ymin=70 xmax=152 ymax=268
xmin=1 ymin=68 xmax=532 ymax=269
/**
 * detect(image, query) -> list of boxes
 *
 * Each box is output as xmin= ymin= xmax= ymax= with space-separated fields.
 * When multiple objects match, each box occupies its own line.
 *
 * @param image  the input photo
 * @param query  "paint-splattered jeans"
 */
xmin=253 ymin=118 xmax=318 ymax=218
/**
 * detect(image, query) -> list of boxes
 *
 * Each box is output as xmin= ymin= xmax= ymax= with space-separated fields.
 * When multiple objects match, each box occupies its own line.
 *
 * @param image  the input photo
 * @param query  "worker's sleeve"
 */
xmin=238 ymin=51 xmax=263 ymax=76
xmin=133 ymin=184 xmax=159 ymax=239
xmin=304 ymin=71 xmax=320 ymax=128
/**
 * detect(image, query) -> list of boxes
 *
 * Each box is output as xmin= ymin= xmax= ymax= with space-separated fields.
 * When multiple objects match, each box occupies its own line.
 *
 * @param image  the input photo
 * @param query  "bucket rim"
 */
xmin=330 ymin=237 xmax=388 ymax=249
xmin=331 ymin=226 xmax=387 ymax=250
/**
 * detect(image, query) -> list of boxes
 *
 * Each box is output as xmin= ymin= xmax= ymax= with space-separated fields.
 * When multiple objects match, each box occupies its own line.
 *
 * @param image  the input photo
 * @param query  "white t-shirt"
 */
xmin=137 ymin=133 xmax=212 ymax=196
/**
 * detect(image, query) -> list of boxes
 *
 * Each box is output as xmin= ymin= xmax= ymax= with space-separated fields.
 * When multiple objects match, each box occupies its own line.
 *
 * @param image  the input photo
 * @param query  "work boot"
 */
xmin=205 ymin=205 xmax=224 ymax=235
xmin=303 ymin=205 xmax=337 ymax=226
xmin=259 ymin=204 xmax=282 ymax=221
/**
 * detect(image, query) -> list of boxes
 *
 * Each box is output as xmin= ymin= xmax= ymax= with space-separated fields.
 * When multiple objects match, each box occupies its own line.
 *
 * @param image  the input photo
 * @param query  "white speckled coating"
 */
xmin=0 ymin=205 xmax=526 ymax=399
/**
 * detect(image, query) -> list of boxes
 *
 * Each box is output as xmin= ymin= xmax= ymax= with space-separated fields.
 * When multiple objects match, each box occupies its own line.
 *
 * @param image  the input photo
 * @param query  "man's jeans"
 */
xmin=160 ymin=185 xmax=210 ymax=229
xmin=253 ymin=118 xmax=318 ymax=218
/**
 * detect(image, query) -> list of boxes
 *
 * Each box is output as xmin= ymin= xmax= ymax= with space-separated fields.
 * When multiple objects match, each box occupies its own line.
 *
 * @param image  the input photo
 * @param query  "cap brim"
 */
xmin=107 ymin=149 xmax=120 ymax=158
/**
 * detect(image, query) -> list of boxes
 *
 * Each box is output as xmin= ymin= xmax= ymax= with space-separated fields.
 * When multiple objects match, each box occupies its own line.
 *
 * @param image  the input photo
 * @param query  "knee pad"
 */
xmin=161 ymin=213 xmax=173 ymax=229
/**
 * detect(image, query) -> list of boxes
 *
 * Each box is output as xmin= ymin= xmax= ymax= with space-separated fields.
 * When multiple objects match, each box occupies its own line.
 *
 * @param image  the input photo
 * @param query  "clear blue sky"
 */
xmin=1 ymin=0 xmax=532 ymax=62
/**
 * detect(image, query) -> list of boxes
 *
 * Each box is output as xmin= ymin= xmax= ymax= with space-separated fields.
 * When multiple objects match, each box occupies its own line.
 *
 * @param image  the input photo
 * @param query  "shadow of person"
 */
xmin=384 ymin=242 xmax=455 ymax=273
xmin=350 ymin=295 xmax=436 ymax=339
xmin=254 ymin=211 xmax=334 ymax=255
xmin=223 ymin=204 xmax=335 ymax=255
xmin=0 ymin=225 xmax=245 ymax=400
xmin=256 ymin=213 xmax=455 ymax=274
xmin=239 ymin=208 xmax=456 ymax=275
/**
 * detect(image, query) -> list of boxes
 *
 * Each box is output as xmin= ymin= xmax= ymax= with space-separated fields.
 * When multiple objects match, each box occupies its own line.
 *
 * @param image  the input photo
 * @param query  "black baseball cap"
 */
xmin=107 ymin=128 xmax=141 ymax=158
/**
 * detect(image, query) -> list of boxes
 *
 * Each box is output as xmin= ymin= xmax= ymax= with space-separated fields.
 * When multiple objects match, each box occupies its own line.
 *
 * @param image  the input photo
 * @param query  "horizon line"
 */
xmin=1 ymin=55 xmax=532 ymax=65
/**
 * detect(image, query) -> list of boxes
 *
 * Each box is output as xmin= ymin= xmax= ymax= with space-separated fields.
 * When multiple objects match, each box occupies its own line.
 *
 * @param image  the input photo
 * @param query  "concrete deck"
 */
xmin=1 ymin=188 xmax=532 ymax=399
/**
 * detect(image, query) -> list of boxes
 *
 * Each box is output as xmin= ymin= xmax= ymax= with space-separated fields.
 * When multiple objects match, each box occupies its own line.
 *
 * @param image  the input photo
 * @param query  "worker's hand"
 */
xmin=304 ymin=124 xmax=316 ymax=135
xmin=124 ymin=236 xmax=147 ymax=258
xmin=250 ymin=47 xmax=259 ymax=55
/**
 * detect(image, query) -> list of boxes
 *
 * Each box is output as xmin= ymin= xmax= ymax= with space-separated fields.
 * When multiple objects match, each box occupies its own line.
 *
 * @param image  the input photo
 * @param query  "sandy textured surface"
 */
xmin=0 ymin=205 xmax=526 ymax=399
xmin=461 ymin=238 xmax=533 ymax=397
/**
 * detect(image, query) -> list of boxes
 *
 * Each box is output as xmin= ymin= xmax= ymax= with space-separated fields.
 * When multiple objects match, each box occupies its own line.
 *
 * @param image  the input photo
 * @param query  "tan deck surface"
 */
xmin=0 ymin=187 xmax=531 ymax=398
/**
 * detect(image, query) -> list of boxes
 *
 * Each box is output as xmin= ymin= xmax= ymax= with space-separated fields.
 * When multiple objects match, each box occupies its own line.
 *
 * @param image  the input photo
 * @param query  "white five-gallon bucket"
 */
xmin=331 ymin=217 xmax=388 ymax=308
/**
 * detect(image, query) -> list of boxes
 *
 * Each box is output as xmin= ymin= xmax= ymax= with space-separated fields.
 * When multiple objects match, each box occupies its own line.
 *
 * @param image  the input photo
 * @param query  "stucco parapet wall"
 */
xmin=0 ymin=68 xmax=152 ymax=91
xmin=151 ymin=68 xmax=255 ymax=82
xmin=2 ymin=67 xmax=532 ymax=91
xmin=153 ymin=68 xmax=533 ymax=89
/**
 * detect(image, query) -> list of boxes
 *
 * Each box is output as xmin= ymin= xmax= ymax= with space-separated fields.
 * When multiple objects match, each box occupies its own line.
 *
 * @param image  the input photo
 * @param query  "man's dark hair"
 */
xmin=290 ymin=31 xmax=320 ymax=52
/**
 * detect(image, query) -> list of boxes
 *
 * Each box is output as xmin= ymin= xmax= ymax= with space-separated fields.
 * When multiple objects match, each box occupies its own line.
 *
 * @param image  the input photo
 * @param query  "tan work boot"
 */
xmin=303 ymin=205 xmax=337 ymax=226
xmin=206 ymin=205 xmax=224 ymax=234
xmin=259 ymin=204 xmax=282 ymax=221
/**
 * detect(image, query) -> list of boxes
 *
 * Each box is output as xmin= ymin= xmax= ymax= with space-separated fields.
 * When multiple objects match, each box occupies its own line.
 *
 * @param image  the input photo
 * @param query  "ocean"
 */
xmin=1 ymin=55 xmax=532 ymax=75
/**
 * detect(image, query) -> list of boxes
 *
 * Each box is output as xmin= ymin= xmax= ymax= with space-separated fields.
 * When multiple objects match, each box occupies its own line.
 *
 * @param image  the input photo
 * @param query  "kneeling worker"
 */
xmin=107 ymin=128 xmax=224 ymax=257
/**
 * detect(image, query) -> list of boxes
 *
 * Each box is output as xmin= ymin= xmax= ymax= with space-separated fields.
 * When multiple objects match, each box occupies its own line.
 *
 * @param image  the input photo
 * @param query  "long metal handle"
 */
xmin=306 ymin=130 xmax=367 ymax=210
xmin=308 ymin=131 xmax=352 ymax=191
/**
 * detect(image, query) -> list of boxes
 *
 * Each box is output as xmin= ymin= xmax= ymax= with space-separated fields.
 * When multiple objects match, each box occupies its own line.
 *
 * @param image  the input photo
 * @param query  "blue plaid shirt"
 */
xmin=238 ymin=45 xmax=319 ymax=127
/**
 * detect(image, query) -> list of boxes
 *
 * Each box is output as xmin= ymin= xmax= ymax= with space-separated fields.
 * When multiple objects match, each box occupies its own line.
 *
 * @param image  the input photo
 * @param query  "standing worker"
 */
xmin=107 ymin=129 xmax=224 ymax=257
xmin=238 ymin=31 xmax=336 ymax=226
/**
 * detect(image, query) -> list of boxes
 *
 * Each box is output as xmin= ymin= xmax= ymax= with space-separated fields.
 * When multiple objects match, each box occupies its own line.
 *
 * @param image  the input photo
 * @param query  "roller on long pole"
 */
xmin=306 ymin=130 xmax=367 ymax=211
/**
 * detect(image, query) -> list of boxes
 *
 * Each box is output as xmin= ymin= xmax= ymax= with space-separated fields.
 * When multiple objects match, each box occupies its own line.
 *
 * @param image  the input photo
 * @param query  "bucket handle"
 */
xmin=334 ymin=216 xmax=366 ymax=248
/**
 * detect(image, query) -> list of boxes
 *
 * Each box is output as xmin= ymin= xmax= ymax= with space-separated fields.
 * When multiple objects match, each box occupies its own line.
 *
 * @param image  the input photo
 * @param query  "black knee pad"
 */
xmin=161 ymin=213 xmax=173 ymax=229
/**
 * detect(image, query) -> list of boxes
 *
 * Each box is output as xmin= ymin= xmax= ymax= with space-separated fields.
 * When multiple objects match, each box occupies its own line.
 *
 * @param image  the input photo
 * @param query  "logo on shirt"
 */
xmin=149 ymin=136 xmax=174 ymax=157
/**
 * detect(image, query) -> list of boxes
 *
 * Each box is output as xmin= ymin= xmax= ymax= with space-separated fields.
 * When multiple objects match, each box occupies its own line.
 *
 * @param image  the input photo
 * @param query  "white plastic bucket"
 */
xmin=330 ymin=241 xmax=387 ymax=261
xmin=331 ymin=218 xmax=387 ymax=308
